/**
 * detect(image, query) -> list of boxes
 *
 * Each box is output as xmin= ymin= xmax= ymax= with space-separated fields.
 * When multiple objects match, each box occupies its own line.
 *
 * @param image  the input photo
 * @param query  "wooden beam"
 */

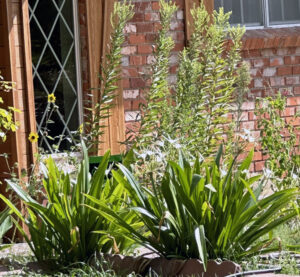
xmin=21 ymin=0 xmax=37 ymax=165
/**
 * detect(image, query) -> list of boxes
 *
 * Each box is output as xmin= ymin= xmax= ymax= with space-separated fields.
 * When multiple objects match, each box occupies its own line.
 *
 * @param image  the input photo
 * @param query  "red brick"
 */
xmin=131 ymin=13 xmax=144 ymax=22
xmin=130 ymin=56 xmax=147 ymax=66
xmin=170 ymin=65 xmax=178 ymax=74
xmin=152 ymin=1 xmax=160 ymax=10
xmin=124 ymin=100 xmax=132 ymax=111
xmin=145 ymin=13 xmax=159 ymax=21
xmin=123 ymin=79 xmax=130 ymax=89
xmin=253 ymin=151 xmax=262 ymax=161
xmin=281 ymin=107 xmax=295 ymax=117
xmin=129 ymin=34 xmax=145 ymax=44
xmin=138 ymin=44 xmax=153 ymax=54
xmin=242 ymin=49 xmax=261 ymax=58
xmin=133 ymin=2 xmax=152 ymax=11
xmin=253 ymin=58 xmax=269 ymax=68
xmin=284 ymin=56 xmax=299 ymax=65
xmin=292 ymin=66 xmax=300 ymax=74
xmin=286 ymin=76 xmax=299 ymax=85
xmin=277 ymin=66 xmax=292 ymax=76
xmin=270 ymin=77 xmax=285 ymax=86
xmin=176 ymin=31 xmax=185 ymax=41
xmin=240 ymin=121 xmax=255 ymax=131
xmin=261 ymin=48 xmax=276 ymax=57
xmin=170 ymin=20 xmax=184 ymax=31
xmin=270 ymin=57 xmax=283 ymax=66
xmin=132 ymin=99 xmax=144 ymax=110
xmin=287 ymin=96 xmax=300 ymax=106
xmin=137 ymin=22 xmax=154 ymax=33
xmin=241 ymin=102 xmax=255 ymax=110
xmin=248 ymin=112 xmax=257 ymax=121
xmin=255 ymin=161 xmax=265 ymax=172
xmin=154 ymin=22 xmax=162 ymax=31
xmin=122 ymin=68 xmax=139 ymax=78
xmin=130 ymin=78 xmax=146 ymax=88
xmin=294 ymin=86 xmax=300 ymax=95
xmin=121 ymin=46 xmax=137 ymax=55
xmin=173 ymin=42 xmax=184 ymax=52
xmin=145 ymin=33 xmax=158 ymax=43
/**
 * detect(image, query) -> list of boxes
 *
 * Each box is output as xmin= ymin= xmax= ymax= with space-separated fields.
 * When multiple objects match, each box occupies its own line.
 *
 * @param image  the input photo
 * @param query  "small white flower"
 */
xmin=174 ymin=143 xmax=182 ymax=149
xmin=263 ymin=168 xmax=273 ymax=178
xmin=220 ymin=168 xmax=227 ymax=177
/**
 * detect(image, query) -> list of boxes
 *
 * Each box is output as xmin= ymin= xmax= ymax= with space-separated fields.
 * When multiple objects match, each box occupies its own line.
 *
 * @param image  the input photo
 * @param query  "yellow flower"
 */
xmin=48 ymin=93 xmax=56 ymax=103
xmin=28 ymin=132 xmax=39 ymax=143
xmin=79 ymin=124 xmax=84 ymax=134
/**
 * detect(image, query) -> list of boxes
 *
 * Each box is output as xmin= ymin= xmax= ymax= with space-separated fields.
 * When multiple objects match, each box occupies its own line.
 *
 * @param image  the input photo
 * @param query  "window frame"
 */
xmin=215 ymin=0 xmax=300 ymax=29
xmin=28 ymin=0 xmax=83 ymax=153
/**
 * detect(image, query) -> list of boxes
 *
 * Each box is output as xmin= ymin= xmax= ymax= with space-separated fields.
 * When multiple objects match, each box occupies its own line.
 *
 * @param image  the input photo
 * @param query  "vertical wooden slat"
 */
xmin=0 ymin=0 xmax=36 ymax=179
xmin=21 ymin=0 xmax=37 ymax=165
xmin=184 ymin=0 xmax=214 ymax=41
xmin=86 ymin=0 xmax=125 ymax=156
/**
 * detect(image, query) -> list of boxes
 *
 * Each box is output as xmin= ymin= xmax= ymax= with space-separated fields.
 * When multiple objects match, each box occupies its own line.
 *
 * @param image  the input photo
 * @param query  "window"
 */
xmin=28 ymin=0 xmax=82 ymax=153
xmin=215 ymin=0 xmax=300 ymax=27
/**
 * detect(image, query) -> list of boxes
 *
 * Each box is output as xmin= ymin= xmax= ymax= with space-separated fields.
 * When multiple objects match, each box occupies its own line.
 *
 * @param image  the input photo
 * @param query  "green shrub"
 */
xmin=0 ymin=74 xmax=19 ymax=142
xmin=255 ymin=93 xmax=300 ymax=190
xmin=0 ymin=143 xmax=140 ymax=265
xmin=132 ymin=2 xmax=249 ymax=159
xmin=86 ymin=147 xmax=299 ymax=266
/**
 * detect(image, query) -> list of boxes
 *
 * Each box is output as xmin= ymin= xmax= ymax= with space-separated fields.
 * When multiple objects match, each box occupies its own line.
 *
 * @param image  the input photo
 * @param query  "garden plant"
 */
xmin=0 ymin=142 xmax=141 ymax=265
xmin=0 ymin=0 xmax=299 ymax=276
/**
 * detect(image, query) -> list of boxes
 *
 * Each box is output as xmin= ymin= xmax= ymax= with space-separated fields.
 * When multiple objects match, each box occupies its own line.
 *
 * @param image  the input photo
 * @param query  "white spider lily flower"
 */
xmin=220 ymin=168 xmax=227 ymax=177
xmin=263 ymin=168 xmax=273 ymax=178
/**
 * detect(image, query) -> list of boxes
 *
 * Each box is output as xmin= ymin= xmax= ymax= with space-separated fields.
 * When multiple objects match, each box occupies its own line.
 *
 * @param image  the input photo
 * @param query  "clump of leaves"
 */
xmin=0 ymin=74 xmax=19 ymax=142
xmin=87 ymin=147 xmax=299 ymax=267
xmin=84 ymin=1 xmax=134 ymax=154
xmin=255 ymin=93 xmax=300 ymax=190
xmin=0 ymin=142 xmax=140 ymax=265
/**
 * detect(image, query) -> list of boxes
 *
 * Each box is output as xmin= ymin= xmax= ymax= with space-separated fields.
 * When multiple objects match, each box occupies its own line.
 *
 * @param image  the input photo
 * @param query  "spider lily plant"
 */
xmin=85 ymin=147 xmax=299 ymax=269
xmin=0 ymin=143 xmax=140 ymax=265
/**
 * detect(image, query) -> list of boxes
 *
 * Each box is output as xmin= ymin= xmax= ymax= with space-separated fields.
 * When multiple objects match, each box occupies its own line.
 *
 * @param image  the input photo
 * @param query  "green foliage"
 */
xmin=0 ymin=143 xmax=139 ymax=265
xmin=255 ymin=93 xmax=300 ymax=189
xmin=0 ymin=74 xmax=19 ymax=142
xmin=133 ymin=3 xmax=249 ymax=159
xmin=86 ymin=148 xmax=299 ymax=265
xmin=0 ymin=209 xmax=13 ymax=250
xmin=84 ymin=1 xmax=134 ymax=153
xmin=137 ymin=0 xmax=177 ymax=146
xmin=244 ymin=253 xmax=300 ymax=276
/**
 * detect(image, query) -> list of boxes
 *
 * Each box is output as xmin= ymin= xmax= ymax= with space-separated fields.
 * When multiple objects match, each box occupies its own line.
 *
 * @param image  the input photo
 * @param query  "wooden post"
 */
xmin=86 ymin=0 xmax=125 ymax=156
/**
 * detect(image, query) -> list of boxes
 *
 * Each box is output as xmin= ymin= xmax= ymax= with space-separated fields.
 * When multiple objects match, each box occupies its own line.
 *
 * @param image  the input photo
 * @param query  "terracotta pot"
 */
xmin=90 ymin=253 xmax=151 ymax=276
xmin=93 ymin=253 xmax=241 ymax=277
xmin=149 ymin=258 xmax=241 ymax=277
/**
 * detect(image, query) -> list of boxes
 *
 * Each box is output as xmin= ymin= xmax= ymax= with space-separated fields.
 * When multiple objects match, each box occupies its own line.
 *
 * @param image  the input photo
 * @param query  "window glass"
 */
xmin=269 ymin=0 xmax=300 ymax=25
xmin=28 ymin=0 xmax=80 ymax=153
xmin=243 ymin=0 xmax=263 ymax=26
xmin=214 ymin=0 xmax=263 ymax=26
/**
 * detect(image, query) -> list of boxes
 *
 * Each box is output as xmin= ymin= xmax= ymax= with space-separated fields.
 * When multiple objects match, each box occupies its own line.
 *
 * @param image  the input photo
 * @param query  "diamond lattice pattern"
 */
xmin=29 ymin=0 xmax=79 ymax=153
